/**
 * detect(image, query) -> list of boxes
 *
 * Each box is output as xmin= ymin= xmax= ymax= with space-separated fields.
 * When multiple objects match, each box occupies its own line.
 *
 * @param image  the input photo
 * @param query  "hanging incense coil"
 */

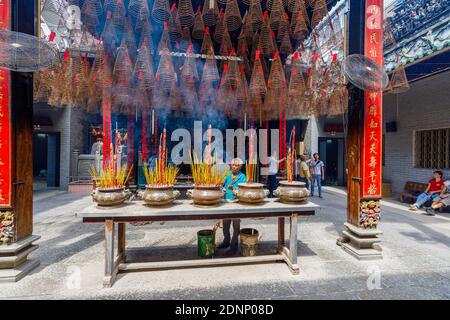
xmin=267 ymin=0 xmax=288 ymax=11
xmin=310 ymin=0 xmax=329 ymax=29
xmin=219 ymin=28 xmax=233 ymax=56
xmin=179 ymin=27 xmax=193 ymax=53
xmin=134 ymin=0 xmax=151 ymax=30
xmin=259 ymin=13 xmax=275 ymax=58
xmin=113 ymin=41 xmax=134 ymax=105
xmin=241 ymin=11 xmax=253 ymax=42
xmin=90 ymin=45 xmax=105 ymax=92
xmin=168 ymin=4 xmax=182 ymax=43
xmin=237 ymin=32 xmax=252 ymax=78
xmin=192 ymin=7 xmax=205 ymax=40
xmin=156 ymin=48 xmax=176 ymax=91
xmin=103 ymin=0 xmax=119 ymax=13
xmin=221 ymin=53 xmax=240 ymax=88
xmin=248 ymin=0 xmax=263 ymax=32
xmin=134 ymin=42 xmax=155 ymax=91
xmin=180 ymin=46 xmax=199 ymax=85
xmin=111 ymin=0 xmax=126 ymax=31
xmin=268 ymin=0 xmax=286 ymax=30
xmin=201 ymin=52 xmax=220 ymax=82
xmin=291 ymin=8 xmax=309 ymax=41
xmin=288 ymin=52 xmax=306 ymax=101
xmin=152 ymin=0 xmax=171 ymax=24
xmin=214 ymin=9 xmax=225 ymax=43
xmin=128 ymin=0 xmax=143 ymax=17
xmin=139 ymin=21 xmax=155 ymax=54
xmin=202 ymin=0 xmax=219 ymax=26
xmin=158 ymin=24 xmax=172 ymax=53
xmin=101 ymin=14 xmax=119 ymax=51
xmin=223 ymin=0 xmax=242 ymax=32
xmin=277 ymin=13 xmax=290 ymax=42
xmin=236 ymin=68 xmax=249 ymax=104
xmin=201 ymin=27 xmax=214 ymax=54
xmin=177 ymin=0 xmax=195 ymax=28
xmin=123 ymin=17 xmax=137 ymax=60
xmin=279 ymin=32 xmax=293 ymax=58
xmin=81 ymin=0 xmax=102 ymax=29
xmin=249 ymin=50 xmax=267 ymax=97
xmin=291 ymin=0 xmax=310 ymax=29
xmin=268 ymin=52 xmax=286 ymax=89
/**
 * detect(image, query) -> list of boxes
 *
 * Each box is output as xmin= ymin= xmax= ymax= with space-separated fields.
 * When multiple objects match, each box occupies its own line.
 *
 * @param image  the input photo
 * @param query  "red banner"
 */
xmin=361 ymin=0 xmax=383 ymax=198
xmin=102 ymin=91 xmax=112 ymax=168
xmin=142 ymin=109 xmax=150 ymax=162
xmin=0 ymin=0 xmax=12 ymax=208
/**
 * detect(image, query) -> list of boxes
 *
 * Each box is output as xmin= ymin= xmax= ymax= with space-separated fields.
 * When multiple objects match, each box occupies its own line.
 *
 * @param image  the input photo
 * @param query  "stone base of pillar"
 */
xmin=339 ymin=223 xmax=383 ymax=260
xmin=0 ymin=235 xmax=41 ymax=282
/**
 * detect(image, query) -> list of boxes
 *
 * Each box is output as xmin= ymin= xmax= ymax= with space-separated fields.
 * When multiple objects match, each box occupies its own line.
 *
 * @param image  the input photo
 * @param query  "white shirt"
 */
xmin=268 ymin=156 xmax=279 ymax=175
xmin=308 ymin=159 xmax=324 ymax=176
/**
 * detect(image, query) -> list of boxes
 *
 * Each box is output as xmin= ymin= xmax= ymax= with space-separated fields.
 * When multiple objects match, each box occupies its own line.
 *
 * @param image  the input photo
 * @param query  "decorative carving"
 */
xmin=0 ymin=210 xmax=14 ymax=244
xmin=359 ymin=200 xmax=381 ymax=229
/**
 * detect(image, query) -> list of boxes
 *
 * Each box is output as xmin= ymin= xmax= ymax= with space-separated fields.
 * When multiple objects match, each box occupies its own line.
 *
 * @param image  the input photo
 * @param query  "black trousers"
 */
xmin=222 ymin=219 xmax=241 ymax=247
xmin=268 ymin=174 xmax=278 ymax=197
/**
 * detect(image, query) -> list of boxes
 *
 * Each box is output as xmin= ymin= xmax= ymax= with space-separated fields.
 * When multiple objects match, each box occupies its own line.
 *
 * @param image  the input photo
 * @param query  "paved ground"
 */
xmin=1 ymin=187 xmax=450 ymax=300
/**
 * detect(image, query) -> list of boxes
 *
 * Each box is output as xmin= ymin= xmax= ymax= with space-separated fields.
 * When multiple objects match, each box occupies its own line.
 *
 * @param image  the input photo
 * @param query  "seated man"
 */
xmin=218 ymin=158 xmax=246 ymax=255
xmin=409 ymin=170 xmax=446 ymax=211
xmin=425 ymin=180 xmax=450 ymax=215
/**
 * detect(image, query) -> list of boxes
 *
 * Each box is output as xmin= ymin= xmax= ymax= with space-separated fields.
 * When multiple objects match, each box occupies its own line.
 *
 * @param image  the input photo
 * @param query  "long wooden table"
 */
xmin=79 ymin=199 xmax=319 ymax=288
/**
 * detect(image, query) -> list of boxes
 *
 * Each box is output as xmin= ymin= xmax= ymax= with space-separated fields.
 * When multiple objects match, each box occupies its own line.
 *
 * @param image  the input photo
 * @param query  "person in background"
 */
xmin=307 ymin=153 xmax=325 ymax=198
xmin=267 ymin=151 xmax=285 ymax=197
xmin=409 ymin=170 xmax=446 ymax=211
xmin=217 ymin=158 xmax=246 ymax=255
xmin=297 ymin=155 xmax=311 ymax=189
xmin=425 ymin=179 xmax=450 ymax=215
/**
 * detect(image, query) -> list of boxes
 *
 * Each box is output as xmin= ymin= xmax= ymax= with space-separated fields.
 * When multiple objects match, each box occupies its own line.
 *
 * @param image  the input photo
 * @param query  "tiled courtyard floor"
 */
xmin=1 ymin=187 xmax=450 ymax=299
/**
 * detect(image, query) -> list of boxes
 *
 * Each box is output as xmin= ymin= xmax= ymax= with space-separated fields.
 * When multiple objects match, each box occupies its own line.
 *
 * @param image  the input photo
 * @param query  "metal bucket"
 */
xmin=240 ymin=228 xmax=259 ymax=257
xmin=197 ymin=229 xmax=215 ymax=258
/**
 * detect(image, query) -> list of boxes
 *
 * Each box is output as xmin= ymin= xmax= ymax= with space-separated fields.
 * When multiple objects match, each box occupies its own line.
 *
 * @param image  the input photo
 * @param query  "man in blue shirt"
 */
xmin=218 ymin=158 xmax=246 ymax=255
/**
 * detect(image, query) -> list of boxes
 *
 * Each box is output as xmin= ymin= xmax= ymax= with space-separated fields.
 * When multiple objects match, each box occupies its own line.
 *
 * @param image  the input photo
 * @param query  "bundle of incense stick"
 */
xmin=89 ymin=148 xmax=133 ymax=190
xmin=286 ymin=126 xmax=296 ymax=182
xmin=245 ymin=159 xmax=257 ymax=183
xmin=190 ymin=152 xmax=228 ymax=186
xmin=246 ymin=127 xmax=257 ymax=183
xmin=143 ymin=128 xmax=179 ymax=186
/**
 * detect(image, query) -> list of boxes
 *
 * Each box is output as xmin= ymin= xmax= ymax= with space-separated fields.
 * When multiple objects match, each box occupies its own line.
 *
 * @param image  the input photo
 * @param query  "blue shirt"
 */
xmin=223 ymin=172 xmax=246 ymax=200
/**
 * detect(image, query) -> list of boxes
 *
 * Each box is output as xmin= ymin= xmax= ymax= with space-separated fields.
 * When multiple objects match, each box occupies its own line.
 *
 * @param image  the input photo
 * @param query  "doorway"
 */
xmin=319 ymin=138 xmax=345 ymax=186
xmin=32 ymin=132 xmax=60 ymax=189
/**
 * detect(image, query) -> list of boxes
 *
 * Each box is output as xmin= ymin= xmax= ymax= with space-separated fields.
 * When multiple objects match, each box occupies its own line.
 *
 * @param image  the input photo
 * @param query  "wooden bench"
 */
xmin=400 ymin=181 xmax=428 ymax=203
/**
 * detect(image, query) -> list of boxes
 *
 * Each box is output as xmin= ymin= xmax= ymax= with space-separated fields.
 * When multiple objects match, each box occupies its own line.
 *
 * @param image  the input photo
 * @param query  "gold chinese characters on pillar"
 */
xmin=361 ymin=0 xmax=383 ymax=228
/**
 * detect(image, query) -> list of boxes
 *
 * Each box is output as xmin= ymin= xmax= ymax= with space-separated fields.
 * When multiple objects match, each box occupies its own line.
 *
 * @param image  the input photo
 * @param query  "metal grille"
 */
xmin=415 ymin=128 xmax=450 ymax=169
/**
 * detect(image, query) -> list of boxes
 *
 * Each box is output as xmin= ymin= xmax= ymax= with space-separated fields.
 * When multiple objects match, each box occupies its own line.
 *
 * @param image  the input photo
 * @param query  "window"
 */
xmin=414 ymin=128 xmax=450 ymax=169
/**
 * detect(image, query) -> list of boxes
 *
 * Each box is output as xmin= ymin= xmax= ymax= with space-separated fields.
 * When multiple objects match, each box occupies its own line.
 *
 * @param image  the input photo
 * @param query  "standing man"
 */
xmin=218 ymin=158 xmax=246 ymax=255
xmin=267 ymin=151 xmax=285 ymax=197
xmin=307 ymin=153 xmax=325 ymax=198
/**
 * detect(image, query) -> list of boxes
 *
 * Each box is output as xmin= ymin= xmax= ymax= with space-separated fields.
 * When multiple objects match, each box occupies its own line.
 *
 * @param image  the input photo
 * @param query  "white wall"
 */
xmin=383 ymin=70 xmax=450 ymax=196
